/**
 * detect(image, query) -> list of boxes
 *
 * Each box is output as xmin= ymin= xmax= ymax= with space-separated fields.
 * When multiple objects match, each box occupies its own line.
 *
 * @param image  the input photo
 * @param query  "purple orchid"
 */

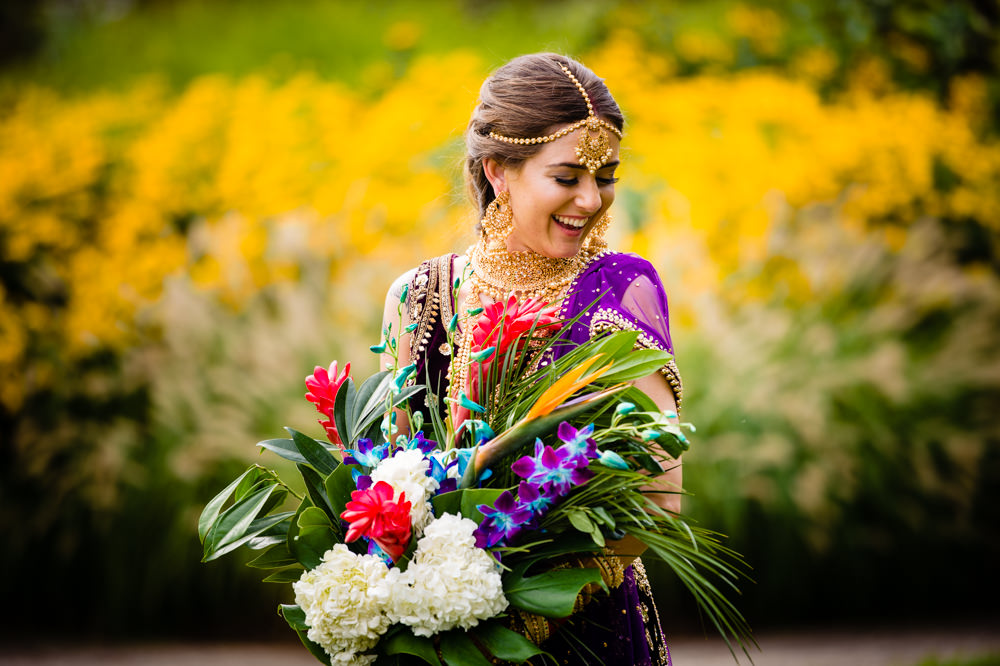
xmin=556 ymin=422 xmax=599 ymax=464
xmin=343 ymin=438 xmax=391 ymax=468
xmin=426 ymin=455 xmax=457 ymax=494
xmin=517 ymin=481 xmax=554 ymax=518
xmin=407 ymin=431 xmax=437 ymax=455
xmin=474 ymin=490 xmax=532 ymax=547
xmin=511 ymin=438 xmax=594 ymax=497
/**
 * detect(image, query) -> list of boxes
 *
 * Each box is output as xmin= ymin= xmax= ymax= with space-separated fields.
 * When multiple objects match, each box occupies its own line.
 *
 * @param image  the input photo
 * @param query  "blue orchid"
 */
xmin=367 ymin=539 xmax=394 ymax=566
xmin=426 ymin=453 xmax=457 ymax=492
xmin=511 ymin=438 xmax=593 ymax=497
xmin=556 ymin=421 xmax=599 ymax=464
xmin=451 ymin=448 xmax=492 ymax=483
xmin=406 ymin=430 xmax=438 ymax=455
xmin=343 ymin=438 xmax=391 ymax=468
xmin=354 ymin=473 xmax=373 ymax=491
xmin=516 ymin=481 xmax=554 ymax=518
xmin=474 ymin=490 xmax=532 ymax=547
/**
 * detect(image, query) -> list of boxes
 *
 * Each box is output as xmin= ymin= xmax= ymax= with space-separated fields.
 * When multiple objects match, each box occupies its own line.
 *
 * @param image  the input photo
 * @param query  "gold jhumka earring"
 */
xmin=582 ymin=212 xmax=611 ymax=252
xmin=480 ymin=190 xmax=513 ymax=246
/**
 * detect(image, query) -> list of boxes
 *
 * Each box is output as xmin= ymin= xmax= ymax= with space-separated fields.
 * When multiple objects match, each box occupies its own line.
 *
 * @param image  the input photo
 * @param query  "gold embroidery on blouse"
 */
xmin=589 ymin=307 xmax=684 ymax=410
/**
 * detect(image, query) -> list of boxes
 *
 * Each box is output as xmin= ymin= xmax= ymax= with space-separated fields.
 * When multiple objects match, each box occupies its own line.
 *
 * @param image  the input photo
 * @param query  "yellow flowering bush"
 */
xmin=3 ymin=26 xmax=999 ymax=630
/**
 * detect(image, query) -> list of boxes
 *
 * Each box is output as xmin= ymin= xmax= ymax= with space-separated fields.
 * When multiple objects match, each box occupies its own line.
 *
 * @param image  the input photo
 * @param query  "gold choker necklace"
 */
xmin=468 ymin=240 xmax=597 ymax=307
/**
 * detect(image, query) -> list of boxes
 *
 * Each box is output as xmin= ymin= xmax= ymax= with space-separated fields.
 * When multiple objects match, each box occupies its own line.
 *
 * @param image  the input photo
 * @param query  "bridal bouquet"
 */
xmin=199 ymin=295 xmax=752 ymax=665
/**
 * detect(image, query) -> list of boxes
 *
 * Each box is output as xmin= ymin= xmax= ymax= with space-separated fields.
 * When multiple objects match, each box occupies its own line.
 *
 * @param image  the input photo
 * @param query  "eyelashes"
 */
xmin=554 ymin=176 xmax=619 ymax=186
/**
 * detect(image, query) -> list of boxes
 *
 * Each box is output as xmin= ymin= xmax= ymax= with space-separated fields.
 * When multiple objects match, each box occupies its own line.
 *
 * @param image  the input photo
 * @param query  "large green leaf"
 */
xmin=503 ymin=561 xmax=603 ymax=618
xmin=247 ymin=543 xmax=298 ymax=569
xmin=472 ymin=622 xmax=546 ymax=663
xmin=430 ymin=488 xmax=507 ymax=524
xmin=589 ymin=329 xmax=640 ymax=360
xmin=203 ymin=511 xmax=294 ymax=562
xmin=438 ymin=631 xmax=491 ymax=665
xmin=333 ymin=375 xmax=354 ymax=446
xmin=325 ymin=462 xmax=358 ymax=521
xmin=380 ymin=629 xmax=442 ymax=665
xmin=567 ymin=508 xmax=605 ymax=547
xmin=291 ymin=507 xmax=337 ymax=569
xmin=202 ymin=482 xmax=282 ymax=560
xmin=257 ymin=438 xmax=308 ymax=464
xmin=298 ymin=463 xmax=335 ymax=520
xmin=286 ymin=497 xmax=313 ymax=563
xmin=198 ymin=466 xmax=257 ymax=542
xmin=288 ymin=427 xmax=340 ymax=476
xmin=262 ymin=567 xmax=305 ymax=583
xmin=598 ymin=349 xmax=673 ymax=384
xmin=351 ymin=371 xmax=393 ymax=433
xmin=280 ymin=605 xmax=331 ymax=665
xmin=429 ymin=489 xmax=462 ymax=517
xmin=460 ymin=488 xmax=505 ymax=524
xmin=352 ymin=385 xmax=423 ymax=446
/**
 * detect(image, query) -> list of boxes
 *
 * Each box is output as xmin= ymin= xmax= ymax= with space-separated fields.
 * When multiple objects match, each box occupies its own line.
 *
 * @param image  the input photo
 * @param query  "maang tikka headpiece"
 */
xmin=488 ymin=63 xmax=622 ymax=174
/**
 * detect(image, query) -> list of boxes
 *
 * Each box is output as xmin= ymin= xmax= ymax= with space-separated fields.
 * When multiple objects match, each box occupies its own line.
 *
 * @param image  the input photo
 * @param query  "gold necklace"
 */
xmin=469 ymin=240 xmax=596 ymax=305
xmin=447 ymin=240 xmax=602 ymax=414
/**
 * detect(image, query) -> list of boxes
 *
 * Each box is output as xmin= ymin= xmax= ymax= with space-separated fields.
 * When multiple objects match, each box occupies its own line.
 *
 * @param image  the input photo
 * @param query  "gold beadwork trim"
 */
xmin=590 ymin=308 xmax=683 ymax=410
xmin=633 ymin=559 xmax=672 ymax=666
xmin=407 ymin=254 xmax=457 ymax=367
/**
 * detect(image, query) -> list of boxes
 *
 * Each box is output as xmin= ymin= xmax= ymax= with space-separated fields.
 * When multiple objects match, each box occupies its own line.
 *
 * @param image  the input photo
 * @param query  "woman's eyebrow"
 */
xmin=547 ymin=160 xmax=620 ymax=170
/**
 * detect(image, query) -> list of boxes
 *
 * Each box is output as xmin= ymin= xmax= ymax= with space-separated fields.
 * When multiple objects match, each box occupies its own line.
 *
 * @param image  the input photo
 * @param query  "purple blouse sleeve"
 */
xmin=556 ymin=252 xmax=684 ymax=408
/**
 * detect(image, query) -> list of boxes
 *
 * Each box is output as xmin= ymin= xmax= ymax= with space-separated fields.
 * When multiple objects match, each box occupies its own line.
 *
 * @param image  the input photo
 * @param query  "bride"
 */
xmin=382 ymin=53 xmax=681 ymax=665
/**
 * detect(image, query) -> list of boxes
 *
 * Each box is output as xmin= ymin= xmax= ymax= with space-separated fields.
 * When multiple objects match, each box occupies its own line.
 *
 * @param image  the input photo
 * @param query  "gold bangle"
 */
xmin=597 ymin=549 xmax=625 ymax=589
xmin=516 ymin=610 xmax=552 ymax=645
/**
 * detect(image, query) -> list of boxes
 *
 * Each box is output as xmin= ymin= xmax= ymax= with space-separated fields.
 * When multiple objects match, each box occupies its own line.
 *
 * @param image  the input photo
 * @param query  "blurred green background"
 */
xmin=1 ymin=0 xmax=998 ymax=647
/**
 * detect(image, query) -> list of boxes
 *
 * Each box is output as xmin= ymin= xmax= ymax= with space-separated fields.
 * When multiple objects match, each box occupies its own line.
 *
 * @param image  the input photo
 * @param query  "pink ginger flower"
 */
xmin=305 ymin=361 xmax=351 ymax=448
xmin=454 ymin=297 xmax=561 ymax=428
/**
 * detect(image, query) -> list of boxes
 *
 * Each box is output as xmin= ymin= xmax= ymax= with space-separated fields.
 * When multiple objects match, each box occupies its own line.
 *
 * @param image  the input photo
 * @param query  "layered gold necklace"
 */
xmin=467 ymin=240 xmax=598 ymax=307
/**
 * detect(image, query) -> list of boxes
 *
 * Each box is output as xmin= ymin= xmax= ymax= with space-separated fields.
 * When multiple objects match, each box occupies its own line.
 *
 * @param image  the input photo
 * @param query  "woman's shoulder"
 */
xmin=389 ymin=253 xmax=460 ymax=293
xmin=584 ymin=250 xmax=663 ymax=284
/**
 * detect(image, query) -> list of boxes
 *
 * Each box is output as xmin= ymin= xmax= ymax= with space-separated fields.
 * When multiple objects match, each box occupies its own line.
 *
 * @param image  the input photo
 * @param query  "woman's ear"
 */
xmin=483 ymin=157 xmax=508 ymax=196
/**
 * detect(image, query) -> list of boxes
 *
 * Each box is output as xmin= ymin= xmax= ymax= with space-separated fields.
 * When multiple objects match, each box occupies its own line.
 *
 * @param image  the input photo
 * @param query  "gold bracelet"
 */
xmin=597 ymin=548 xmax=625 ymax=589
xmin=516 ymin=610 xmax=552 ymax=645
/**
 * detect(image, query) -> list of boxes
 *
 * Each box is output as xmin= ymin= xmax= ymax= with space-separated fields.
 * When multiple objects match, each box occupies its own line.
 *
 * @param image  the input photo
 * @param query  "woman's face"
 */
xmin=498 ymin=125 xmax=620 ymax=258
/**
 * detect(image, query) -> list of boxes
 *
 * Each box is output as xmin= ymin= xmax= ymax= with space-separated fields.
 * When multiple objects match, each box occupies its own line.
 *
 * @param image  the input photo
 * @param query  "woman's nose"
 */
xmin=575 ymin=178 xmax=602 ymax=213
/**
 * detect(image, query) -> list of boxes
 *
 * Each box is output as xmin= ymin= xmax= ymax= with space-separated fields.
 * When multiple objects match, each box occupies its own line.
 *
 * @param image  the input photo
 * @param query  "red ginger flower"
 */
xmin=340 ymin=481 xmax=412 ymax=562
xmin=456 ymin=297 xmax=561 ymax=427
xmin=305 ymin=361 xmax=350 ymax=448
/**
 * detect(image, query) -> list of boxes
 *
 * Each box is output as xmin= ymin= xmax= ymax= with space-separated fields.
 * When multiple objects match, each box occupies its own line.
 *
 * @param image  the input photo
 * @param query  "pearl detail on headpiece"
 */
xmin=487 ymin=63 xmax=622 ymax=174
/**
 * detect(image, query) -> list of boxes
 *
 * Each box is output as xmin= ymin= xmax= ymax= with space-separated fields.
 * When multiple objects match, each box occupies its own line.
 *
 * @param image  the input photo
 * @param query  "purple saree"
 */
xmin=404 ymin=251 xmax=679 ymax=665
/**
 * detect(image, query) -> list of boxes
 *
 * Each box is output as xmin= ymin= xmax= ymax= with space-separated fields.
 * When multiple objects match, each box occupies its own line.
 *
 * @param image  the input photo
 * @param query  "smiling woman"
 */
xmin=381 ymin=53 xmax=683 ymax=665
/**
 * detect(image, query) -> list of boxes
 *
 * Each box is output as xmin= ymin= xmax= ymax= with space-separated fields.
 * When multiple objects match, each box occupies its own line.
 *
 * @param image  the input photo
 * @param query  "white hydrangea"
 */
xmin=293 ymin=544 xmax=393 ymax=664
xmin=370 ymin=448 xmax=439 ymax=534
xmin=388 ymin=513 xmax=508 ymax=637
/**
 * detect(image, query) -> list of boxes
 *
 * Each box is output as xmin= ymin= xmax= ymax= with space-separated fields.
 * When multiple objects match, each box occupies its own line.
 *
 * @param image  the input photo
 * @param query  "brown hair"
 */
xmin=465 ymin=53 xmax=624 ymax=217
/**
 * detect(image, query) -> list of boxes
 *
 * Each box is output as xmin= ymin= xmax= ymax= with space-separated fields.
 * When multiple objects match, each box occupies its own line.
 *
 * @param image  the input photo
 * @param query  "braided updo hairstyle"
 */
xmin=465 ymin=53 xmax=625 ymax=218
